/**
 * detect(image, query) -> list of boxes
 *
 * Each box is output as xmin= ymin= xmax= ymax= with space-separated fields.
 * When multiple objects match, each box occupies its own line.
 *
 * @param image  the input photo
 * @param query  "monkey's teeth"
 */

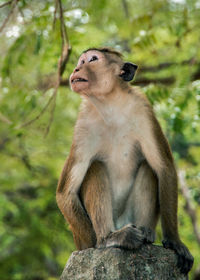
xmin=73 ymin=78 xmax=87 ymax=83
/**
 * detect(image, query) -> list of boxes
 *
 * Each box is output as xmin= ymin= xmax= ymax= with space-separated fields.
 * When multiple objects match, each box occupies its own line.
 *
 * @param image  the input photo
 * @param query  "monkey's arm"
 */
xmin=56 ymin=143 xmax=96 ymax=248
xmin=139 ymin=118 xmax=179 ymax=241
xmin=138 ymin=112 xmax=193 ymax=274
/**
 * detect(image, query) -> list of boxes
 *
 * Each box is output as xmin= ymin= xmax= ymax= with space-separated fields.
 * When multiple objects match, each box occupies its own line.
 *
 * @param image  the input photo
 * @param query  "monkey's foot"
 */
xmin=140 ymin=226 xmax=155 ymax=244
xmin=105 ymin=224 xmax=145 ymax=250
xmin=162 ymin=239 xmax=194 ymax=275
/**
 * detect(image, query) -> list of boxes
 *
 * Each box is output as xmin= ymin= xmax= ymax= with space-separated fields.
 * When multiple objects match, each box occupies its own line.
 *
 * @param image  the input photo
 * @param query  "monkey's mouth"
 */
xmin=71 ymin=77 xmax=88 ymax=84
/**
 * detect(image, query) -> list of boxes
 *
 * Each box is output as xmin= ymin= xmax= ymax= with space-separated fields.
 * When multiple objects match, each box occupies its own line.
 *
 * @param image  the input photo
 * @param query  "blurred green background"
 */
xmin=0 ymin=0 xmax=200 ymax=279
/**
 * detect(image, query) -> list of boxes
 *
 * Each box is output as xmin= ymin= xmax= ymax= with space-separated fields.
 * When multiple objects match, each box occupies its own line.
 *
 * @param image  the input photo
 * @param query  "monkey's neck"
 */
xmin=84 ymin=87 xmax=132 ymax=126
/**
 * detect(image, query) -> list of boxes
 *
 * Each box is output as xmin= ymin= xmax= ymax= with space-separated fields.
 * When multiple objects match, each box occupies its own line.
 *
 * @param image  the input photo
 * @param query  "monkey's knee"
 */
xmin=104 ymin=224 xmax=145 ymax=250
xmin=81 ymin=161 xmax=108 ymax=197
xmin=81 ymin=161 xmax=110 ymax=215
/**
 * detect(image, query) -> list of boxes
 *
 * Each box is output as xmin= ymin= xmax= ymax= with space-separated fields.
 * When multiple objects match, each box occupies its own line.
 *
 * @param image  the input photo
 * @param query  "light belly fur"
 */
xmin=104 ymin=145 xmax=137 ymax=229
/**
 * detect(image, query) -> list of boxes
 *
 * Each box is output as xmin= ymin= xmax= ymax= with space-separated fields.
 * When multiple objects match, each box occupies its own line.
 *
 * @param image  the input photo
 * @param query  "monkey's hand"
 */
xmin=162 ymin=239 xmax=194 ymax=275
xmin=104 ymin=224 xmax=145 ymax=250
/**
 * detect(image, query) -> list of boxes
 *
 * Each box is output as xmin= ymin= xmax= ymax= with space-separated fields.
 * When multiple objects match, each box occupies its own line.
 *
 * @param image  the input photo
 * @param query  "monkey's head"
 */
xmin=70 ymin=48 xmax=138 ymax=98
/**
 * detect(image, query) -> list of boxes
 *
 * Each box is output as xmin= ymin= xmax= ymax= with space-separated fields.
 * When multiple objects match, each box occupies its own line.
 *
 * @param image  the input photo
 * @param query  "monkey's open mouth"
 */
xmin=71 ymin=78 xmax=88 ymax=84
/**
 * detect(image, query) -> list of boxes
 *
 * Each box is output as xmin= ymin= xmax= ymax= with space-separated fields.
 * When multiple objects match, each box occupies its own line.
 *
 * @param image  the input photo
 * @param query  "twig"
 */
xmin=44 ymin=0 xmax=71 ymax=136
xmin=133 ymin=76 xmax=175 ymax=86
xmin=194 ymin=265 xmax=200 ymax=280
xmin=18 ymin=5 xmax=25 ymax=22
xmin=121 ymin=0 xmax=129 ymax=18
xmin=178 ymin=170 xmax=200 ymax=245
xmin=0 ymin=112 xmax=12 ymax=124
xmin=0 ymin=0 xmax=19 ymax=33
xmin=53 ymin=0 xmax=58 ymax=30
xmin=44 ymin=82 xmax=59 ymax=137
xmin=140 ymin=57 xmax=196 ymax=72
xmin=57 ymin=0 xmax=69 ymax=46
xmin=19 ymin=0 xmax=71 ymax=135
xmin=4 ymin=150 xmax=33 ymax=171
xmin=0 ymin=137 xmax=10 ymax=151
xmin=19 ymin=90 xmax=57 ymax=128
xmin=0 ymin=0 xmax=12 ymax=8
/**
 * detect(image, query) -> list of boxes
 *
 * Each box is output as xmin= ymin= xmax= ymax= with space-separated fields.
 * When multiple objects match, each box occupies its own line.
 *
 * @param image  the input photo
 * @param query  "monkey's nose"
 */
xmin=74 ymin=67 xmax=80 ymax=73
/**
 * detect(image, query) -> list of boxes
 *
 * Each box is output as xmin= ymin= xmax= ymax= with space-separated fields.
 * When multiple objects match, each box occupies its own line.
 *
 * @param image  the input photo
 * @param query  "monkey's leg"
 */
xmin=80 ymin=161 xmax=115 ymax=247
xmin=131 ymin=161 xmax=159 ymax=242
xmin=70 ymin=227 xmax=95 ymax=250
xmin=56 ymin=151 xmax=97 ymax=251
xmin=106 ymin=161 xmax=158 ymax=250
xmin=57 ymin=204 xmax=96 ymax=250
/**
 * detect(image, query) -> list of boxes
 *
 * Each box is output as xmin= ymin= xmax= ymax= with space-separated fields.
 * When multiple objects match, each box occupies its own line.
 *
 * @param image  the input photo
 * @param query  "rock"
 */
xmin=61 ymin=244 xmax=187 ymax=280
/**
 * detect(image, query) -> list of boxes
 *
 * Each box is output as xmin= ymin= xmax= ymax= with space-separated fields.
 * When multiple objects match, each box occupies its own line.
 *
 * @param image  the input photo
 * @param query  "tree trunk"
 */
xmin=61 ymin=245 xmax=188 ymax=280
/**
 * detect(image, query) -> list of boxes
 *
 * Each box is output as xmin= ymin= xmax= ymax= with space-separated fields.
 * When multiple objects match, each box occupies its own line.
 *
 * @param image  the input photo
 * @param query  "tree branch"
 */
xmin=53 ymin=0 xmax=58 ymax=30
xmin=140 ymin=57 xmax=196 ymax=73
xmin=0 ymin=137 xmax=10 ymax=151
xmin=121 ymin=0 xmax=129 ymax=18
xmin=19 ymin=89 xmax=58 ymax=128
xmin=0 ymin=0 xmax=19 ymax=33
xmin=0 ymin=0 xmax=12 ymax=9
xmin=39 ymin=57 xmax=200 ymax=90
xmin=58 ymin=76 xmax=175 ymax=88
xmin=44 ymin=0 xmax=71 ymax=136
xmin=194 ymin=265 xmax=200 ymax=280
xmin=0 ymin=112 xmax=12 ymax=124
xmin=19 ymin=0 xmax=71 ymax=135
xmin=133 ymin=76 xmax=175 ymax=86
xmin=179 ymin=170 xmax=200 ymax=280
xmin=178 ymin=170 xmax=200 ymax=245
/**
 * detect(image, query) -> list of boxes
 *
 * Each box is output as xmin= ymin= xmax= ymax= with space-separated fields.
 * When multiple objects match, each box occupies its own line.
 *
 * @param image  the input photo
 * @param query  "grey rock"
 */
xmin=61 ymin=245 xmax=187 ymax=280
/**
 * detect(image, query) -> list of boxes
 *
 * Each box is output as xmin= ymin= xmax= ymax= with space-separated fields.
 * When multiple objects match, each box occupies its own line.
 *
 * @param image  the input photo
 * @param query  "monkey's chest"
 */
xmin=87 ymin=121 xmax=141 ymax=215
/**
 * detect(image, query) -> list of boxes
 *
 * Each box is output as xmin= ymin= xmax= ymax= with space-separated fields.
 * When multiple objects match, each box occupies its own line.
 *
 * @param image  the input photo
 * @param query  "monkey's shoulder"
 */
xmin=129 ymin=87 xmax=150 ymax=105
xmin=128 ymin=87 xmax=155 ymax=118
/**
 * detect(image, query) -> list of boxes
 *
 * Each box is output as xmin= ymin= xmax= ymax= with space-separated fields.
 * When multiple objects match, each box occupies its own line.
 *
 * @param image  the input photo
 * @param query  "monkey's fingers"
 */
xmin=139 ymin=226 xmax=156 ymax=244
xmin=105 ymin=224 xmax=145 ymax=250
xmin=162 ymin=239 xmax=194 ymax=275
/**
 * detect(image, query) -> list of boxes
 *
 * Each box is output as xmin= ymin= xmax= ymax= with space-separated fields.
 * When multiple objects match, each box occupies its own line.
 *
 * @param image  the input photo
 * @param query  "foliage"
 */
xmin=0 ymin=0 xmax=199 ymax=279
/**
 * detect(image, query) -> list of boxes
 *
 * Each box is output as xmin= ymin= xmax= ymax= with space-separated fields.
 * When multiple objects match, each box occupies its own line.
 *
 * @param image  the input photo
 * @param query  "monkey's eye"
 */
xmin=89 ymin=56 xmax=98 ymax=62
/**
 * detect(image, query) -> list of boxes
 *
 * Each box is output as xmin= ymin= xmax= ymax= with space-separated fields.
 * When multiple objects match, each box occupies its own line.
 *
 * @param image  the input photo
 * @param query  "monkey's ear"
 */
xmin=119 ymin=62 xmax=138 ymax=82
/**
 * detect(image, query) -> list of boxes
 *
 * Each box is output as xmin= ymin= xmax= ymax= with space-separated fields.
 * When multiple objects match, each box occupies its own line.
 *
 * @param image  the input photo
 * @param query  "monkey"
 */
xmin=56 ymin=47 xmax=194 ymax=275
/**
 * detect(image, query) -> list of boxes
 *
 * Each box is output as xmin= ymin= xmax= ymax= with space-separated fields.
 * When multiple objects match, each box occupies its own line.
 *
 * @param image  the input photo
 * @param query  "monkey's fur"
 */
xmin=56 ymin=47 xmax=193 ymax=274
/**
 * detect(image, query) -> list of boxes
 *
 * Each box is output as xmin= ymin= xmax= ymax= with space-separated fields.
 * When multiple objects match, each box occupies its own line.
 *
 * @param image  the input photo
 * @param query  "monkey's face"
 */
xmin=70 ymin=50 xmax=123 ymax=98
